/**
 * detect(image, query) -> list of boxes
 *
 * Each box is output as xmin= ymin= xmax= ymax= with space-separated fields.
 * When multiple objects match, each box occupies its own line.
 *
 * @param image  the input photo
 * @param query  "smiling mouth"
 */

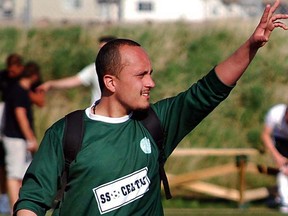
xmin=141 ymin=91 xmax=150 ymax=99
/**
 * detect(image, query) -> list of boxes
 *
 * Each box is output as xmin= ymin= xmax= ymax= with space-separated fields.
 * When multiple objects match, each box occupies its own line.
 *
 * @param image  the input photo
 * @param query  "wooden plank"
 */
xmin=243 ymin=188 xmax=269 ymax=202
xmin=169 ymin=182 xmax=269 ymax=202
xmin=162 ymin=148 xmax=269 ymax=203
xmin=179 ymin=181 xmax=240 ymax=201
xmin=171 ymin=148 xmax=259 ymax=157
xmin=168 ymin=163 xmax=237 ymax=188
xmin=246 ymin=162 xmax=262 ymax=174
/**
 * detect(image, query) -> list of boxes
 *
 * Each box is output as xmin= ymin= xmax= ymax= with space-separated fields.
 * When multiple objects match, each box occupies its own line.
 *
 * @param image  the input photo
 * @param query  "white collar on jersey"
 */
xmin=85 ymin=107 xmax=131 ymax=124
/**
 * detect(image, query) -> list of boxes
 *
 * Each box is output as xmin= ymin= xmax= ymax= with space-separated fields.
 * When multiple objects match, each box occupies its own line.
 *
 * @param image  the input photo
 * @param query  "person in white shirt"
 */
xmin=262 ymin=104 xmax=288 ymax=213
xmin=37 ymin=36 xmax=116 ymax=105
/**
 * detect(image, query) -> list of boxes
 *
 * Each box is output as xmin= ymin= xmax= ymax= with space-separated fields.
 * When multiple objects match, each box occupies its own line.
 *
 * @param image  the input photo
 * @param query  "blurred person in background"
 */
xmin=0 ymin=54 xmax=44 ymax=214
xmin=13 ymin=1 xmax=288 ymax=215
xmin=2 ymin=61 xmax=44 ymax=213
xmin=262 ymin=104 xmax=288 ymax=213
xmin=0 ymin=53 xmax=45 ymax=111
xmin=0 ymin=54 xmax=24 ymax=101
xmin=37 ymin=35 xmax=116 ymax=105
xmin=0 ymin=53 xmax=23 ymax=214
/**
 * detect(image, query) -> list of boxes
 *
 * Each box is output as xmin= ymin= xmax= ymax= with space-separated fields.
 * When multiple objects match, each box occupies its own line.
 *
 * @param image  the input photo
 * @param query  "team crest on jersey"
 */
xmin=140 ymin=137 xmax=151 ymax=154
xmin=93 ymin=167 xmax=150 ymax=214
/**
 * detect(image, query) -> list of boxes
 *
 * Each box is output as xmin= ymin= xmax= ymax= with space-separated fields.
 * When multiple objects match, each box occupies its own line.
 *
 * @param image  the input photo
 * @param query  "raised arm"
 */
xmin=215 ymin=0 xmax=288 ymax=86
xmin=36 ymin=75 xmax=82 ymax=92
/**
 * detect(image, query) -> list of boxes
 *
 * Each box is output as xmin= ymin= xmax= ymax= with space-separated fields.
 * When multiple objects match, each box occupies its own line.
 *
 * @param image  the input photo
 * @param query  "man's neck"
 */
xmin=19 ymin=78 xmax=31 ymax=90
xmin=92 ymin=97 xmax=130 ymax=118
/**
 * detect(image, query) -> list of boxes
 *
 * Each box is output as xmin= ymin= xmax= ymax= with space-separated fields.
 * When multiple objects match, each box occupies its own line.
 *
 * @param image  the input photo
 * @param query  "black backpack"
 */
xmin=54 ymin=107 xmax=172 ymax=208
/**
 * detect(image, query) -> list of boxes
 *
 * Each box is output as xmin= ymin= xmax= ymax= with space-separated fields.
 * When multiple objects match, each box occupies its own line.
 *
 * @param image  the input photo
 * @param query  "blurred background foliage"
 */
xmin=1 ymin=20 xmax=288 ymax=194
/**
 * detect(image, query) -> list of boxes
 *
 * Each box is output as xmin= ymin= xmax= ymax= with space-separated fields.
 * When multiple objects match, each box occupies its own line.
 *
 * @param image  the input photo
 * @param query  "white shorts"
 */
xmin=3 ymin=136 xmax=32 ymax=179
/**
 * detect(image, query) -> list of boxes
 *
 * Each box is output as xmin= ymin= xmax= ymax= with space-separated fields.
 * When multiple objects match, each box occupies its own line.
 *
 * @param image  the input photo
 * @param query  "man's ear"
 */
xmin=103 ymin=74 xmax=116 ymax=92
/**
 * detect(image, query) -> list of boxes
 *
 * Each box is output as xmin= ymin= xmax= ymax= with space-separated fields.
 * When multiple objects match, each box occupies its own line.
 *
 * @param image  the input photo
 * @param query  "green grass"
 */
xmin=5 ymin=199 xmax=283 ymax=216
xmin=2 ymin=208 xmax=282 ymax=216
xmin=162 ymin=197 xmax=285 ymax=215
xmin=164 ymin=208 xmax=283 ymax=216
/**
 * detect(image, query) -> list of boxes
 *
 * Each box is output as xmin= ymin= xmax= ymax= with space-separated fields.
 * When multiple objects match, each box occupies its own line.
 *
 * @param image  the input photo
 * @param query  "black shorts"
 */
xmin=274 ymin=137 xmax=288 ymax=158
xmin=0 ymin=140 xmax=5 ymax=166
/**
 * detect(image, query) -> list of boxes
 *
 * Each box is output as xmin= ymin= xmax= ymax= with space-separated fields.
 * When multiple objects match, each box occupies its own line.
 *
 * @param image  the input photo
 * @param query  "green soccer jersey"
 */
xmin=14 ymin=69 xmax=233 ymax=216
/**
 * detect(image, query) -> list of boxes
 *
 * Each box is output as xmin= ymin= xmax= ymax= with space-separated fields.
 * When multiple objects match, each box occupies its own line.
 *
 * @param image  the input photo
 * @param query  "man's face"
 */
xmin=9 ymin=64 xmax=24 ymax=78
xmin=113 ymin=45 xmax=155 ymax=112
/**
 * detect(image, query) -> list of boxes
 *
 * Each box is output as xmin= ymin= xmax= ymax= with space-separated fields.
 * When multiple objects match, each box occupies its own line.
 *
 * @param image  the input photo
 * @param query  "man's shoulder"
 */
xmin=77 ymin=63 xmax=97 ymax=84
xmin=269 ymin=104 xmax=286 ymax=113
xmin=44 ymin=116 xmax=66 ymax=137
xmin=266 ymin=104 xmax=287 ymax=122
xmin=6 ymin=83 xmax=28 ymax=101
xmin=9 ymin=82 xmax=24 ymax=92
xmin=78 ymin=63 xmax=95 ymax=74
xmin=0 ymin=69 xmax=8 ymax=79
xmin=0 ymin=70 xmax=18 ymax=87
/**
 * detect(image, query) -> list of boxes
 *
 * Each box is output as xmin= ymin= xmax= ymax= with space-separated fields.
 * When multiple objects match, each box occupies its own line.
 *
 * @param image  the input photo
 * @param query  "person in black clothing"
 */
xmin=0 ymin=55 xmax=45 ymax=214
xmin=0 ymin=53 xmax=45 ymax=107
xmin=2 ymin=61 xmax=43 ymax=213
xmin=0 ymin=53 xmax=24 ymax=100
xmin=0 ymin=53 xmax=24 ymax=214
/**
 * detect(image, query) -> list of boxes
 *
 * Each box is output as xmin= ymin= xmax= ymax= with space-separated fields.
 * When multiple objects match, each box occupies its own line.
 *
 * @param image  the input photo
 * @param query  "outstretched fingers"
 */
xmin=271 ymin=14 xmax=288 ymax=30
xmin=273 ymin=22 xmax=288 ymax=30
xmin=260 ymin=0 xmax=284 ymax=26
xmin=270 ymin=0 xmax=280 ymax=14
xmin=255 ymin=0 xmax=288 ymax=45
xmin=259 ymin=3 xmax=272 ymax=26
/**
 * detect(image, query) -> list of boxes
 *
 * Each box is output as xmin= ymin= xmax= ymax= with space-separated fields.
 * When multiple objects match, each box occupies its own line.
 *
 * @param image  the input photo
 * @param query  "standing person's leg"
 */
xmin=6 ymin=179 xmax=21 ymax=209
xmin=0 ymin=141 xmax=7 ymax=194
xmin=0 ymin=141 xmax=9 ymax=214
xmin=0 ymin=166 xmax=7 ymax=194
xmin=277 ymin=172 xmax=288 ymax=213
xmin=3 ymin=137 xmax=31 ymax=213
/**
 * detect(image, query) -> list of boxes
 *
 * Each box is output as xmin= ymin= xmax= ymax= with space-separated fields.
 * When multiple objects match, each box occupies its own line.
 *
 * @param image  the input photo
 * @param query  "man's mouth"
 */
xmin=141 ymin=91 xmax=150 ymax=98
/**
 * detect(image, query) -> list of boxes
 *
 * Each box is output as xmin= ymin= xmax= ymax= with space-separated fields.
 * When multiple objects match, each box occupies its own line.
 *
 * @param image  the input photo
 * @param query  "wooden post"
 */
xmin=236 ymin=155 xmax=247 ymax=207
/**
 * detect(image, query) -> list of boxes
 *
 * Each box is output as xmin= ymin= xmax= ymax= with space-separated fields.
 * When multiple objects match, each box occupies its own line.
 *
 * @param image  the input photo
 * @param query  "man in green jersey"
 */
xmin=14 ymin=1 xmax=288 ymax=215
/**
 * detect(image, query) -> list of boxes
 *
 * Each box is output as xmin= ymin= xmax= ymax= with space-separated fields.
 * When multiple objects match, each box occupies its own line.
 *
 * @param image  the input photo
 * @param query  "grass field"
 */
xmin=4 ymin=207 xmax=283 ymax=216
xmin=164 ymin=208 xmax=283 ymax=215
xmin=4 ymin=197 xmax=284 ymax=216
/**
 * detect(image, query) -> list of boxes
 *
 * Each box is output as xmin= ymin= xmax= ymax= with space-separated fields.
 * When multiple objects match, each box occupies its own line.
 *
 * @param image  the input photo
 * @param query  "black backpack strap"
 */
xmin=53 ymin=110 xmax=84 ymax=207
xmin=138 ymin=107 xmax=172 ymax=199
xmin=63 ymin=110 xmax=85 ymax=168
